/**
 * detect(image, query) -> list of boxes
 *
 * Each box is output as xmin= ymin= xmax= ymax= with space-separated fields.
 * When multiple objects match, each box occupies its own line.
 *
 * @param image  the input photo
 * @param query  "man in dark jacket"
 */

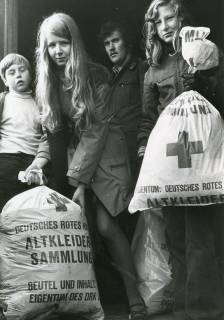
xmin=95 ymin=21 xmax=149 ymax=319
xmin=99 ymin=20 xmax=147 ymax=184
xmin=98 ymin=20 xmax=148 ymax=239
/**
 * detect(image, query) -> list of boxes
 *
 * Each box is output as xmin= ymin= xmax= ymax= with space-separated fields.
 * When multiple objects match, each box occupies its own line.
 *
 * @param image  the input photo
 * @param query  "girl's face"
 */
xmin=47 ymin=33 xmax=71 ymax=67
xmin=155 ymin=3 xmax=181 ymax=44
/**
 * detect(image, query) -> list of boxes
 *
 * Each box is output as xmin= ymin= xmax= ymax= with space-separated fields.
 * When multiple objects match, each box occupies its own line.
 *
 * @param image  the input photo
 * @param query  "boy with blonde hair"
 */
xmin=0 ymin=53 xmax=50 ymax=211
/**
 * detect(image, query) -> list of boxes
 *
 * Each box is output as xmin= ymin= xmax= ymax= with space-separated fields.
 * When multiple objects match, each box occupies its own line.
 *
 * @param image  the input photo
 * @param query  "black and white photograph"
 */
xmin=0 ymin=0 xmax=224 ymax=319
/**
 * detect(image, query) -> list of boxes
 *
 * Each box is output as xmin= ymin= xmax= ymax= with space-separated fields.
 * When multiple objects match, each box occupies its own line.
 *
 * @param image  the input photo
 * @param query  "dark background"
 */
xmin=18 ymin=0 xmax=223 ymax=68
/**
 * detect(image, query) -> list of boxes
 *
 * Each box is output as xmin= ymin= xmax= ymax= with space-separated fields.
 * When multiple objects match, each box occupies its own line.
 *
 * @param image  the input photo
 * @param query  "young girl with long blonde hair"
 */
xmin=35 ymin=12 xmax=147 ymax=320
xmin=35 ymin=12 xmax=109 ymax=202
xmin=138 ymin=0 xmax=224 ymax=319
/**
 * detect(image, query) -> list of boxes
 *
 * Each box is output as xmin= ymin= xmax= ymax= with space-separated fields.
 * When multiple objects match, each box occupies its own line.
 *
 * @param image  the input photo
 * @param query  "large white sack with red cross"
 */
xmin=0 ymin=186 xmax=104 ymax=320
xmin=129 ymin=90 xmax=224 ymax=213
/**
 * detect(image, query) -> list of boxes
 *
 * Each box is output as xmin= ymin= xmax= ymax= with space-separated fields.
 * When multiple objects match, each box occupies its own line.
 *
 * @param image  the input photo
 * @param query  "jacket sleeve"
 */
xmin=137 ymin=67 xmax=159 ymax=153
xmin=67 ymin=119 xmax=109 ymax=187
xmin=67 ymin=65 xmax=111 ymax=187
xmin=36 ymin=126 xmax=51 ymax=161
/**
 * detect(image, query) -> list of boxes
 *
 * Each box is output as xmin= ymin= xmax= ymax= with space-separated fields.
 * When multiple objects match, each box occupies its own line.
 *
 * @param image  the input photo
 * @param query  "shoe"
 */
xmin=129 ymin=303 xmax=148 ymax=320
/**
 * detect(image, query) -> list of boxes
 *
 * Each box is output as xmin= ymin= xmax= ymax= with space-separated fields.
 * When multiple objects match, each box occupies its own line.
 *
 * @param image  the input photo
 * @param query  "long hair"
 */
xmin=144 ymin=0 xmax=188 ymax=66
xmin=35 ymin=12 xmax=96 ymax=133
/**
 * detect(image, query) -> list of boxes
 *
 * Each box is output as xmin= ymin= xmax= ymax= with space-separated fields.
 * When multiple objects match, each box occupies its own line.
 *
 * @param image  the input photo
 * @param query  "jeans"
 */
xmin=0 ymin=153 xmax=34 ymax=211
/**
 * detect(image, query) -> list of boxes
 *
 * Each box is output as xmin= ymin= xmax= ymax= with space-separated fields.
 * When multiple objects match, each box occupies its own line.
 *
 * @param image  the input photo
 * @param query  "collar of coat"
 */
xmin=112 ymin=56 xmax=138 ymax=77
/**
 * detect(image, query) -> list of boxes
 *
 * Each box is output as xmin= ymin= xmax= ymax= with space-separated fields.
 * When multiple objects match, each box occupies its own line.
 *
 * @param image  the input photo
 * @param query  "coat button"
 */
xmin=74 ymin=165 xmax=80 ymax=172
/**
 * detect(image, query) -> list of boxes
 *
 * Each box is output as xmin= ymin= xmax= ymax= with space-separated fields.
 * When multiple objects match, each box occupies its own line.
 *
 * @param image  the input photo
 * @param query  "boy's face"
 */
xmin=104 ymin=30 xmax=129 ymax=67
xmin=4 ymin=63 xmax=31 ymax=93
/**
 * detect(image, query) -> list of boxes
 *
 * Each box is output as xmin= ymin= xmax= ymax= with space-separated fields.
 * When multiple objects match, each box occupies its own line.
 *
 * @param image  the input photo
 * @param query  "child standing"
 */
xmin=139 ymin=0 xmax=224 ymax=319
xmin=0 ymin=53 xmax=50 ymax=211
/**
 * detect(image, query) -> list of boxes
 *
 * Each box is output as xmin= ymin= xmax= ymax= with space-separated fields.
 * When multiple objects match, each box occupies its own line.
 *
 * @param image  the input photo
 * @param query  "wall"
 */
xmin=17 ymin=0 xmax=223 ymax=68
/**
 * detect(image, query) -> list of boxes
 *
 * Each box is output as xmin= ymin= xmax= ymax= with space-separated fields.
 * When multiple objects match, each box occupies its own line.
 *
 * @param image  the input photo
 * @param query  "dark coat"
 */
xmin=107 ymin=57 xmax=148 ymax=184
xmin=48 ymin=63 xmax=133 ymax=216
xmin=67 ymin=118 xmax=132 ymax=216
xmin=138 ymin=50 xmax=224 ymax=149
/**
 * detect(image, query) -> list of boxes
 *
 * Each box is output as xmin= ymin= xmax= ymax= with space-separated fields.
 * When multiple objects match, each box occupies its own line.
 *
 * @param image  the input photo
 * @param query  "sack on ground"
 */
xmin=129 ymin=90 xmax=224 ymax=212
xmin=180 ymin=26 xmax=219 ymax=73
xmin=0 ymin=186 xmax=104 ymax=320
xmin=131 ymin=210 xmax=173 ymax=315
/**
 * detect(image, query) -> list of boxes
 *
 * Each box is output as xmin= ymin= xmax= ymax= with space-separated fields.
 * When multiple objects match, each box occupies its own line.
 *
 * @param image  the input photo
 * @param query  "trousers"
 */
xmin=163 ymin=205 xmax=224 ymax=320
xmin=0 ymin=153 xmax=34 ymax=211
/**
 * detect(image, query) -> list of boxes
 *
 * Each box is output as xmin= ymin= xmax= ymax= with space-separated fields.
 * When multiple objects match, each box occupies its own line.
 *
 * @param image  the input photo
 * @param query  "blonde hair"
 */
xmin=144 ymin=0 xmax=185 ymax=66
xmin=35 ymin=12 xmax=96 ymax=133
xmin=0 ymin=53 xmax=31 ymax=82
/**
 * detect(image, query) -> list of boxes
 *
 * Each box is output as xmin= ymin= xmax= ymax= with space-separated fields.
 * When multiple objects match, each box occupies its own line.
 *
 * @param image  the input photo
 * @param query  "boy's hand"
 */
xmin=25 ymin=170 xmax=43 ymax=185
xmin=23 ymin=163 xmax=43 ymax=185
xmin=18 ymin=168 xmax=44 ymax=185
xmin=22 ymin=157 xmax=48 ymax=185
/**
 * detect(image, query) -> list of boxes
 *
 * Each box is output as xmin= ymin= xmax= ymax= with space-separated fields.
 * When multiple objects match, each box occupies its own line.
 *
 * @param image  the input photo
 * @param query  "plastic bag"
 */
xmin=0 ymin=186 xmax=104 ymax=320
xmin=129 ymin=91 xmax=224 ymax=213
xmin=180 ymin=26 xmax=219 ymax=73
xmin=132 ymin=210 xmax=173 ymax=315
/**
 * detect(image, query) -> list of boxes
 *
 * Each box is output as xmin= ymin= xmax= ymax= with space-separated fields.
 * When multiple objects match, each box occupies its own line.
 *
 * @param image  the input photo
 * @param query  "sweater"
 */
xmin=0 ymin=91 xmax=50 ymax=160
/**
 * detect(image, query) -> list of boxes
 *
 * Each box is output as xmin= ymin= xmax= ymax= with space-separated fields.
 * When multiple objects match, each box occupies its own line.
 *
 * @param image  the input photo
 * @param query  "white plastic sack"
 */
xmin=129 ymin=91 xmax=224 ymax=213
xmin=132 ymin=210 xmax=172 ymax=315
xmin=180 ymin=26 xmax=219 ymax=73
xmin=0 ymin=186 xmax=104 ymax=320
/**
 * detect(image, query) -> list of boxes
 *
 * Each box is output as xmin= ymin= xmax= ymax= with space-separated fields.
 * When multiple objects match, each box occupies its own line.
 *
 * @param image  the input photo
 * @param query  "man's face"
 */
xmin=4 ymin=63 xmax=31 ymax=93
xmin=104 ymin=30 xmax=129 ymax=67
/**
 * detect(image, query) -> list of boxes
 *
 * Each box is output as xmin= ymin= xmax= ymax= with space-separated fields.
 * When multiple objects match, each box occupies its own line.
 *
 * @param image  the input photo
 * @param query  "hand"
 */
xmin=138 ymin=146 xmax=146 ymax=158
xmin=72 ymin=183 xmax=85 ymax=212
xmin=182 ymin=72 xmax=197 ymax=91
xmin=25 ymin=171 xmax=42 ymax=185
xmin=24 ymin=158 xmax=47 ymax=185
xmin=24 ymin=164 xmax=41 ymax=185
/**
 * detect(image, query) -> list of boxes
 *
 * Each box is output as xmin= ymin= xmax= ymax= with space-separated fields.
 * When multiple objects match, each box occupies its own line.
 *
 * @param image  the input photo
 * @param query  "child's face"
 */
xmin=47 ymin=34 xmax=71 ymax=67
xmin=4 ymin=63 xmax=31 ymax=93
xmin=155 ymin=3 xmax=181 ymax=44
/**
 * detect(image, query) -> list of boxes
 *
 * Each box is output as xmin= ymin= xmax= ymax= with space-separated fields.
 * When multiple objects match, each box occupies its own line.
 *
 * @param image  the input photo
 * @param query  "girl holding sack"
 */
xmin=138 ymin=0 xmax=224 ymax=319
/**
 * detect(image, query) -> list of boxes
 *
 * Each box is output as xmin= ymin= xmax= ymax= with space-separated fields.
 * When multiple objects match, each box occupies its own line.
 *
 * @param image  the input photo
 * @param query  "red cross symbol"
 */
xmin=166 ymin=131 xmax=203 ymax=168
xmin=47 ymin=192 xmax=69 ymax=211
